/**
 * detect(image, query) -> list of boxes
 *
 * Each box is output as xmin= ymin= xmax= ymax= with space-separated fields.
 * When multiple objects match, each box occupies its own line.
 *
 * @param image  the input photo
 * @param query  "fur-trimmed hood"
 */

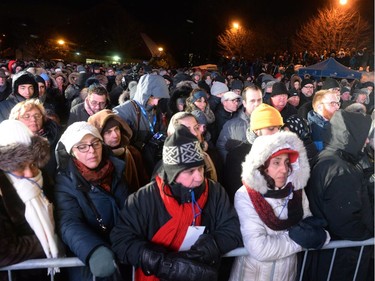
xmin=241 ymin=131 xmax=310 ymax=194
xmin=0 ymin=135 xmax=50 ymax=171
xmin=87 ymin=109 xmax=133 ymax=146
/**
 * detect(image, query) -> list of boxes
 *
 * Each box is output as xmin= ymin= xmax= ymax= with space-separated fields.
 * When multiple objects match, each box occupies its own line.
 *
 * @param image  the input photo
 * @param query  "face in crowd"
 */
xmin=71 ymin=134 xmax=103 ymax=169
xmin=243 ymin=88 xmax=262 ymax=116
xmin=301 ymin=83 xmax=314 ymax=97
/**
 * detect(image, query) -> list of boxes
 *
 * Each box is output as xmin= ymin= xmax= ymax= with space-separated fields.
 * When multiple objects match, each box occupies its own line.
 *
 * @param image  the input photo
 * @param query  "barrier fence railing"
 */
xmin=1 ymin=238 xmax=373 ymax=281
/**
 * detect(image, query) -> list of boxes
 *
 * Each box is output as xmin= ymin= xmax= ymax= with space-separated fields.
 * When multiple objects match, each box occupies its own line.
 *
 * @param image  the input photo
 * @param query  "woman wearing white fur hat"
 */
xmin=0 ymin=120 xmax=63 ymax=280
xmin=229 ymin=131 xmax=330 ymax=281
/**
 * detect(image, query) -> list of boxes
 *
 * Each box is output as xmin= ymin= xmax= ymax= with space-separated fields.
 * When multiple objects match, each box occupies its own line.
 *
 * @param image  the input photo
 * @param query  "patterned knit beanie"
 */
xmin=162 ymin=125 xmax=204 ymax=183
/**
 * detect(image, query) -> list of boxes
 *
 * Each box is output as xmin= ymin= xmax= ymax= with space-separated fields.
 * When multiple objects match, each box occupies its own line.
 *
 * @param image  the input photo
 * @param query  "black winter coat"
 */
xmin=111 ymin=173 xmax=243 ymax=268
xmin=304 ymin=110 xmax=373 ymax=281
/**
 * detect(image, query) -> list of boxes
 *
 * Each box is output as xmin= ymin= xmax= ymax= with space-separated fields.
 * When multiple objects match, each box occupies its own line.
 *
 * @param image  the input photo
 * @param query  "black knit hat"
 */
xmin=288 ymin=88 xmax=299 ymax=98
xmin=271 ymin=82 xmax=288 ymax=97
xmin=322 ymin=77 xmax=340 ymax=90
xmin=230 ymin=79 xmax=244 ymax=91
xmin=301 ymin=79 xmax=314 ymax=88
xmin=162 ymin=125 xmax=204 ymax=184
xmin=12 ymin=71 xmax=39 ymax=97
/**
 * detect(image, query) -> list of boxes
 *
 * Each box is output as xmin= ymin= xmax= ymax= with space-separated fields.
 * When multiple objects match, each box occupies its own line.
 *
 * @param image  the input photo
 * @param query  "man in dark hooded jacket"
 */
xmin=304 ymin=110 xmax=373 ymax=281
xmin=0 ymin=71 xmax=39 ymax=122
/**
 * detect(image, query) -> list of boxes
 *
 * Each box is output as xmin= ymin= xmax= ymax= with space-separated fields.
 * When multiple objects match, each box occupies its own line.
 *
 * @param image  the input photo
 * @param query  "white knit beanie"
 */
xmin=59 ymin=121 xmax=103 ymax=153
xmin=0 ymin=120 xmax=33 ymax=146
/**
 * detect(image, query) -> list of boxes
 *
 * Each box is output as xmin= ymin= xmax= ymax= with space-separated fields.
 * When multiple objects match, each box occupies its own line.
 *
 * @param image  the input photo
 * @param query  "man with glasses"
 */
xmin=296 ymin=78 xmax=317 ymax=119
xmin=300 ymin=78 xmax=315 ymax=105
xmin=307 ymin=89 xmax=341 ymax=151
xmin=216 ymin=84 xmax=263 ymax=163
xmin=67 ymin=83 xmax=110 ymax=126
xmin=212 ymin=91 xmax=242 ymax=144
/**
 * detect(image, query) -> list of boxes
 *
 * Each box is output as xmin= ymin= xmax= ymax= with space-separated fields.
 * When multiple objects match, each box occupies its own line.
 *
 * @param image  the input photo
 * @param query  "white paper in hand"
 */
xmin=179 ymin=226 xmax=205 ymax=251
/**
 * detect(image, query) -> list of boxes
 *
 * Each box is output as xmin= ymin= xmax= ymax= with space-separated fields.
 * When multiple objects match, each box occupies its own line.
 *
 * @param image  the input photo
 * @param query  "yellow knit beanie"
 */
xmin=250 ymin=104 xmax=284 ymax=131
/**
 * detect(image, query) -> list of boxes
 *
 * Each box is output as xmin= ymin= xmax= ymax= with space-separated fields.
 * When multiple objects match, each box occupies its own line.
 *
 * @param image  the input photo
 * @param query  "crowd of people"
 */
xmin=0 ymin=56 xmax=374 ymax=281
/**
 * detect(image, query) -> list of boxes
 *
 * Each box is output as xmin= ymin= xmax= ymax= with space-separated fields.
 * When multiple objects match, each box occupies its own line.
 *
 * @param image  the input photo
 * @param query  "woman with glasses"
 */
xmin=67 ymin=83 xmax=110 ymax=126
xmin=9 ymin=98 xmax=62 ymax=177
xmin=54 ymin=121 xmax=131 ymax=281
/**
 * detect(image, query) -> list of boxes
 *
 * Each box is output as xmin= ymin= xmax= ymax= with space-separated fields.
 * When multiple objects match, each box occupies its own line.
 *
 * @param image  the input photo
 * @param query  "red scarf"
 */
xmin=73 ymin=158 xmax=114 ymax=192
xmin=136 ymin=175 xmax=209 ymax=281
xmin=245 ymin=182 xmax=303 ymax=231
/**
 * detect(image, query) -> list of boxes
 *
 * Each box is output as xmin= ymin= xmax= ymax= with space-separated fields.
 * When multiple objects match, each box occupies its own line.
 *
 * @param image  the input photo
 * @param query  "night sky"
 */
xmin=0 ymin=0 xmax=373 ymax=64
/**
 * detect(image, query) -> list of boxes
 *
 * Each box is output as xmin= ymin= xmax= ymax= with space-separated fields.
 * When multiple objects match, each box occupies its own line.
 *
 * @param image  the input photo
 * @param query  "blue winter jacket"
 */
xmin=54 ymin=154 xmax=128 ymax=264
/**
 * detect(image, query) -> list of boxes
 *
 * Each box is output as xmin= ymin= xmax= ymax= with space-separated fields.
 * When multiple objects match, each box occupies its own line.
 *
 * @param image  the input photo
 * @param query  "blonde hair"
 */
xmin=9 ymin=98 xmax=47 ymax=121
xmin=312 ymin=89 xmax=335 ymax=112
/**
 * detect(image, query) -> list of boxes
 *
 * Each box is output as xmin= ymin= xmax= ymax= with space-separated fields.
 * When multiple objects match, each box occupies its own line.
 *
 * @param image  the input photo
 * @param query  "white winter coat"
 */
xmin=230 ymin=131 xmax=314 ymax=281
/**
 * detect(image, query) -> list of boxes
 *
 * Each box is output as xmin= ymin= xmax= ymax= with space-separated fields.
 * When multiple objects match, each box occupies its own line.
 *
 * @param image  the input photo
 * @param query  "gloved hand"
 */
xmin=140 ymin=243 xmax=218 ymax=281
xmin=89 ymin=246 xmax=116 ymax=277
xmin=140 ymin=243 xmax=168 ymax=276
xmin=188 ymin=234 xmax=221 ymax=267
xmin=288 ymin=216 xmax=327 ymax=249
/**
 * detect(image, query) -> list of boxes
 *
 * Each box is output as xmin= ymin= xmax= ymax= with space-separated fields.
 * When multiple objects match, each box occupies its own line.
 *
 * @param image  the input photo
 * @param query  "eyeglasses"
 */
xmin=21 ymin=113 xmax=43 ymax=120
xmin=73 ymin=140 xmax=102 ymax=153
xmin=321 ymin=101 xmax=341 ymax=107
xmin=228 ymin=99 xmax=241 ymax=103
xmin=89 ymin=99 xmax=107 ymax=108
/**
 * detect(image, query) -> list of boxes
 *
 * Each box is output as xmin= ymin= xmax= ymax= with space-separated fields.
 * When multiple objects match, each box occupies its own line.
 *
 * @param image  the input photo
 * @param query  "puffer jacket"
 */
xmin=229 ymin=131 xmax=320 ymax=281
xmin=54 ymin=152 xmax=128 ymax=265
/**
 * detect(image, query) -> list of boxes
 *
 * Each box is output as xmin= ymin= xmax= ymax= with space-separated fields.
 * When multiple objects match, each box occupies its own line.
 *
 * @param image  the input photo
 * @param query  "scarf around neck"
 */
xmin=7 ymin=171 xmax=60 ymax=274
xmin=135 ymin=175 xmax=209 ymax=281
xmin=73 ymin=158 xmax=114 ymax=192
xmin=84 ymin=97 xmax=95 ymax=116
xmin=245 ymin=182 xmax=303 ymax=231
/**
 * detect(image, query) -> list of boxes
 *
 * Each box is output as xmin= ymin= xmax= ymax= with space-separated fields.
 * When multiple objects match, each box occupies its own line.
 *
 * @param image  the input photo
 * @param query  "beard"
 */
xmin=321 ymin=107 xmax=335 ymax=120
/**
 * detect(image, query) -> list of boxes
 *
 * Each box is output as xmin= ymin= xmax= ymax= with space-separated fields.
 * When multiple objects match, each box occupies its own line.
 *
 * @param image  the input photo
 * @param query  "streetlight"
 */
xmin=339 ymin=0 xmax=347 ymax=5
xmin=57 ymin=39 xmax=65 ymax=46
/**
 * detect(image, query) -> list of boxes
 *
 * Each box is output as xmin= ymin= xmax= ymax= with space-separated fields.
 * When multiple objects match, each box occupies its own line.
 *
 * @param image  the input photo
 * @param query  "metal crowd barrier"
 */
xmin=1 ymin=238 xmax=373 ymax=281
